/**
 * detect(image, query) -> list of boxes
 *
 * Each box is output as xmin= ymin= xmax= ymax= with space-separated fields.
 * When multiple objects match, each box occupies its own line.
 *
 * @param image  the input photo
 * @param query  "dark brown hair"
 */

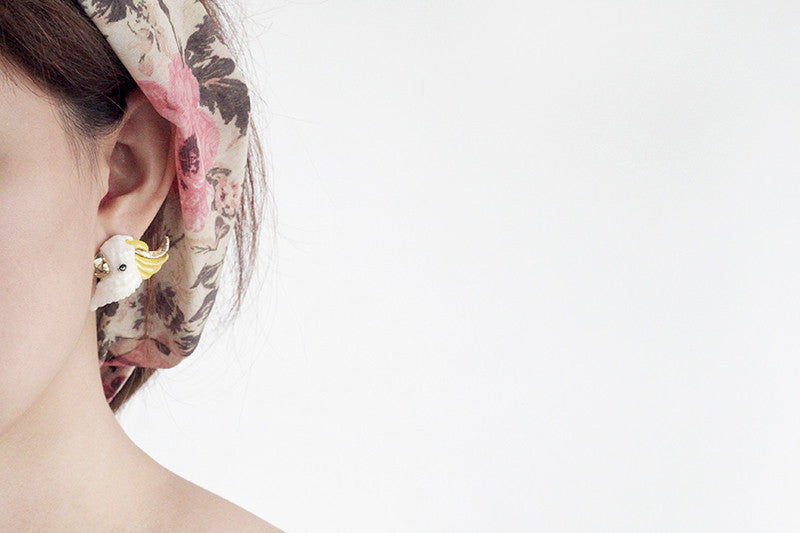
xmin=0 ymin=0 xmax=270 ymax=413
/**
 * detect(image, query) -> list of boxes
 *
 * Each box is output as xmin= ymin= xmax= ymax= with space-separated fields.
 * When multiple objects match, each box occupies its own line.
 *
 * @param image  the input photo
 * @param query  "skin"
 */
xmin=0 ymin=63 xmax=283 ymax=532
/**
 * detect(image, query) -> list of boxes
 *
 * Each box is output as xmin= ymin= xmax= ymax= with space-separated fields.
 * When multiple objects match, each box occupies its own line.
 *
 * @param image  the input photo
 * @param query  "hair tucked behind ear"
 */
xmin=0 ymin=0 xmax=272 ymax=414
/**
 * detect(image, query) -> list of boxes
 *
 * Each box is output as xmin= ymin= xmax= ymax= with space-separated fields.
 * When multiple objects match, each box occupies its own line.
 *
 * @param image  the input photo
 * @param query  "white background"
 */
xmin=118 ymin=1 xmax=800 ymax=531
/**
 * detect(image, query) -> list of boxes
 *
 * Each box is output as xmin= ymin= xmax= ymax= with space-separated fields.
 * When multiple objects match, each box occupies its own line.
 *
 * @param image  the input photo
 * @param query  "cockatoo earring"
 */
xmin=90 ymin=234 xmax=170 ymax=311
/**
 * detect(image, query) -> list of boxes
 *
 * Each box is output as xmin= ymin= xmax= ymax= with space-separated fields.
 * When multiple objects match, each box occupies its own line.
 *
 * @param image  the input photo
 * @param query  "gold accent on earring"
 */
xmin=94 ymin=253 xmax=110 ymax=279
xmin=126 ymin=235 xmax=170 ymax=259
xmin=125 ymin=235 xmax=170 ymax=280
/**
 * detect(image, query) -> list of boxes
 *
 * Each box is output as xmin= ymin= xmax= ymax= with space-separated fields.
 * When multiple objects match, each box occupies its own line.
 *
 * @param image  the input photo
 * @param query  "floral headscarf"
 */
xmin=77 ymin=0 xmax=251 ymax=403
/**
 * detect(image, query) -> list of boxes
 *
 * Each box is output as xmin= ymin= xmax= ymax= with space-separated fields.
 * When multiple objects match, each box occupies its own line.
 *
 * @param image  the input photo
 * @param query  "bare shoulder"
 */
xmin=155 ymin=471 xmax=285 ymax=532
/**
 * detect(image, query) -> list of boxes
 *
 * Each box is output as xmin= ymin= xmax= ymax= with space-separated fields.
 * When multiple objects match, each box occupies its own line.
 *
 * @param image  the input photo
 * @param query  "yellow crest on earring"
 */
xmin=125 ymin=235 xmax=170 ymax=280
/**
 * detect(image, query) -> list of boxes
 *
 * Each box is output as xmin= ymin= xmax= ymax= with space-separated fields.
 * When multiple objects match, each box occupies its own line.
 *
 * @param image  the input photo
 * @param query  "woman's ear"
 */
xmin=95 ymin=87 xmax=176 ymax=245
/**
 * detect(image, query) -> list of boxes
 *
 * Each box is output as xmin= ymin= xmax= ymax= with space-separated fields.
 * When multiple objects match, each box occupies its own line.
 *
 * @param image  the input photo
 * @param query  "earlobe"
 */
xmin=95 ymin=87 xmax=176 ymax=245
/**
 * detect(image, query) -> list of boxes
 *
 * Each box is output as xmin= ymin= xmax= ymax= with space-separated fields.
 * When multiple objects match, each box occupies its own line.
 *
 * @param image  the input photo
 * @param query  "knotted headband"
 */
xmin=77 ymin=0 xmax=251 ymax=403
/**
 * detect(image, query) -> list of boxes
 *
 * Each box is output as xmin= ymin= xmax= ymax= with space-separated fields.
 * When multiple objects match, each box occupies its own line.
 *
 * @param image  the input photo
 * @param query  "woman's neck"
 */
xmin=0 ymin=312 xmax=168 ymax=529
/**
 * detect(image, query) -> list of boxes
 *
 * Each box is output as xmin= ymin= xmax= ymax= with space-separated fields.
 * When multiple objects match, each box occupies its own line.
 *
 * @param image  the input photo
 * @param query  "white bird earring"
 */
xmin=90 ymin=234 xmax=170 ymax=311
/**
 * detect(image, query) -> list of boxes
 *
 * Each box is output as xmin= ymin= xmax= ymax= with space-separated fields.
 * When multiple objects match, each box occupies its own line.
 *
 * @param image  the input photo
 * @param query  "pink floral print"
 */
xmin=139 ymin=54 xmax=221 ymax=232
xmin=79 ymin=0 xmax=252 ymax=403
xmin=214 ymin=171 xmax=243 ymax=218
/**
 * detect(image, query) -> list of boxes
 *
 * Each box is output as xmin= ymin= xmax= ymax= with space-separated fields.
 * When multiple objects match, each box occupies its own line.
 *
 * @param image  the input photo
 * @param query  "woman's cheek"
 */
xmin=0 ymin=166 xmax=95 ymax=433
